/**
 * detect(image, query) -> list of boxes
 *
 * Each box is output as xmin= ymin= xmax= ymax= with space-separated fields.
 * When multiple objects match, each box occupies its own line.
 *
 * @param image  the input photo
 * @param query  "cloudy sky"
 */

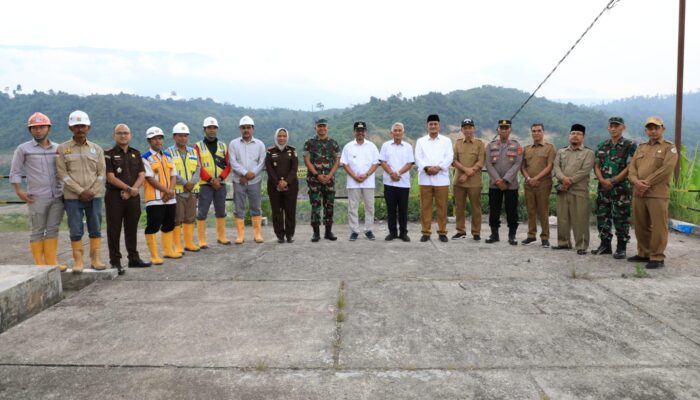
xmin=1 ymin=0 xmax=697 ymax=110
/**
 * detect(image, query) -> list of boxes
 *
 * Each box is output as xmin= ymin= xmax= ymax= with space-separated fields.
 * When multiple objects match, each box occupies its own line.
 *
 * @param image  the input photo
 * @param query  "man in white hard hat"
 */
xmin=10 ymin=112 xmax=66 ymax=270
xmin=56 ymin=110 xmax=107 ymax=273
xmin=167 ymin=122 xmax=201 ymax=254
xmin=194 ymin=116 xmax=232 ymax=247
xmin=229 ymin=115 xmax=267 ymax=243
xmin=142 ymin=127 xmax=180 ymax=264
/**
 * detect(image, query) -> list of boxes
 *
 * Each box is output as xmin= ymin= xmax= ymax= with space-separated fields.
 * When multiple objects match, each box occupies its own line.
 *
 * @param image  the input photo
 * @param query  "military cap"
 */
xmin=498 ymin=119 xmax=512 ymax=126
xmin=315 ymin=118 xmax=328 ymax=126
xmin=608 ymin=116 xmax=625 ymax=125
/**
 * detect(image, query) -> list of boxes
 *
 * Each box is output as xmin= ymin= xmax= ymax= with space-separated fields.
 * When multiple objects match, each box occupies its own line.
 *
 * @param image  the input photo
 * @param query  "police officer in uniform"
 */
xmin=485 ymin=119 xmax=523 ymax=245
xmin=304 ymin=118 xmax=341 ymax=242
xmin=104 ymin=124 xmax=151 ymax=274
xmin=592 ymin=116 xmax=637 ymax=258
xmin=265 ymin=128 xmax=299 ymax=243
xmin=627 ymin=117 xmax=678 ymax=269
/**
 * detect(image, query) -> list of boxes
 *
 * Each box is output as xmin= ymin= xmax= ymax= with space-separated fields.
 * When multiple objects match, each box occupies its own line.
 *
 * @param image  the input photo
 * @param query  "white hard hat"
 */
xmin=203 ymin=116 xmax=219 ymax=128
xmin=68 ymin=110 xmax=91 ymax=126
xmin=172 ymin=122 xmax=190 ymax=135
xmin=239 ymin=115 xmax=255 ymax=127
xmin=146 ymin=126 xmax=165 ymax=139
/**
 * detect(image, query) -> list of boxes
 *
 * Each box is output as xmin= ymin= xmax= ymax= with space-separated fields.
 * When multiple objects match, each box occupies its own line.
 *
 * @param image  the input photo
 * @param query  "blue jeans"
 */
xmin=64 ymin=198 xmax=102 ymax=241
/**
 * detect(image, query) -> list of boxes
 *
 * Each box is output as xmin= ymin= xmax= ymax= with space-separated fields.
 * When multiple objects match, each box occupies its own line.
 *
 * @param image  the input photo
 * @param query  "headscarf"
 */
xmin=275 ymin=128 xmax=289 ymax=151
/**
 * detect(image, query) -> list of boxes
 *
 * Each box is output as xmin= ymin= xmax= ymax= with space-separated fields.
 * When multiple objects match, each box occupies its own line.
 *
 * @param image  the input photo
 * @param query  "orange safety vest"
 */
xmin=143 ymin=149 xmax=175 ymax=203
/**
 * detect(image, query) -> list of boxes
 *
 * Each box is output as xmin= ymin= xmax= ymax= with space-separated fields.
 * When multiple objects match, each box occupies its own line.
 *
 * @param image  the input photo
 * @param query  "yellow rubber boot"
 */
xmin=234 ymin=218 xmax=245 ymax=244
xmin=197 ymin=220 xmax=209 ymax=249
xmin=30 ymin=240 xmax=45 ymax=265
xmin=172 ymin=225 xmax=184 ymax=257
xmin=217 ymin=217 xmax=231 ymax=245
xmin=43 ymin=238 xmax=67 ymax=272
xmin=145 ymin=233 xmax=163 ymax=265
xmin=252 ymin=215 xmax=264 ymax=243
xmin=71 ymin=240 xmax=84 ymax=273
xmin=89 ymin=238 xmax=106 ymax=270
xmin=183 ymin=223 xmax=200 ymax=252
xmin=161 ymin=231 xmax=182 ymax=259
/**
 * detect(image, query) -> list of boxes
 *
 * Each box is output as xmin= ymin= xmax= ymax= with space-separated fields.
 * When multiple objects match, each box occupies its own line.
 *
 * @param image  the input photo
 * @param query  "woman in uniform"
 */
xmin=265 ymin=128 xmax=299 ymax=243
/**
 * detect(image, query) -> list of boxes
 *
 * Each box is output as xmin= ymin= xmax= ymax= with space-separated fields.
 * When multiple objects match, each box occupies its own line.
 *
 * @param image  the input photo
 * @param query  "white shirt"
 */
xmin=378 ymin=140 xmax=414 ymax=188
xmin=340 ymin=139 xmax=380 ymax=189
xmin=414 ymin=133 xmax=453 ymax=186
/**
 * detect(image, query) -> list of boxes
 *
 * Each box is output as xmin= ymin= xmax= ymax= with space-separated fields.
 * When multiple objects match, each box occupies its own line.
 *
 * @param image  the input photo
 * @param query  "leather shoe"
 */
xmin=627 ymin=255 xmax=650 ymax=262
xmin=438 ymin=235 xmax=448 ymax=243
xmin=111 ymin=263 xmax=125 ymax=275
xmin=128 ymin=259 xmax=152 ymax=268
xmin=645 ymin=260 xmax=664 ymax=269
xmin=399 ymin=234 xmax=411 ymax=242
xmin=577 ymin=249 xmax=587 ymax=255
xmin=508 ymin=239 xmax=517 ymax=246
xmin=485 ymin=236 xmax=499 ymax=244
xmin=473 ymin=235 xmax=481 ymax=241
xmin=420 ymin=235 xmax=430 ymax=242
xmin=385 ymin=233 xmax=397 ymax=241
xmin=286 ymin=236 xmax=295 ymax=243
xmin=551 ymin=245 xmax=570 ymax=250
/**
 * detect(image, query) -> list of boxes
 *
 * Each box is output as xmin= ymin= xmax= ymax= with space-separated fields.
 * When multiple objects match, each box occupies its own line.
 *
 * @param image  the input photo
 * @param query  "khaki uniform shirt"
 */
xmin=553 ymin=146 xmax=595 ymax=197
xmin=56 ymin=139 xmax=106 ymax=199
xmin=453 ymin=136 xmax=485 ymax=188
xmin=628 ymin=139 xmax=678 ymax=199
xmin=522 ymin=142 xmax=556 ymax=186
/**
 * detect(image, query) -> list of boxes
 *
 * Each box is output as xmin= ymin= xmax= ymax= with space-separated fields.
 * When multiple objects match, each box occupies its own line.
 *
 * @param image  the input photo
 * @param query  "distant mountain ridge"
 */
xmin=1 ymin=86 xmax=696 ymax=157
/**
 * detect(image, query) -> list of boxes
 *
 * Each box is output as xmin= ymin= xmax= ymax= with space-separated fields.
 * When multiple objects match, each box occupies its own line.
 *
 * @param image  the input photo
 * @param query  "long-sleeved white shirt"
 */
xmin=414 ymin=134 xmax=453 ymax=186
xmin=228 ymin=137 xmax=266 ymax=185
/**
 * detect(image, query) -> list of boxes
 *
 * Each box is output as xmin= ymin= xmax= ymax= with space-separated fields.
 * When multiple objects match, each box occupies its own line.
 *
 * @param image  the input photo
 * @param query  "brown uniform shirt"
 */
xmin=56 ymin=139 xmax=106 ymax=199
xmin=628 ymin=139 xmax=678 ymax=199
xmin=453 ymin=137 xmax=485 ymax=188
xmin=522 ymin=142 xmax=556 ymax=186
xmin=104 ymin=145 xmax=145 ymax=191
xmin=266 ymin=145 xmax=299 ymax=188
xmin=553 ymin=146 xmax=595 ymax=197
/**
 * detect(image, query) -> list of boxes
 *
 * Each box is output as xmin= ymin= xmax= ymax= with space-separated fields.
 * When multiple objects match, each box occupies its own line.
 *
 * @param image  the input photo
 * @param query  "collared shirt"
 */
xmin=485 ymin=138 xmax=523 ymax=190
xmin=340 ymin=139 xmax=380 ymax=189
xmin=379 ymin=140 xmax=415 ymax=188
xmin=628 ymin=139 xmax=678 ymax=199
xmin=143 ymin=148 xmax=177 ymax=205
xmin=9 ymin=140 xmax=63 ymax=199
xmin=228 ymin=137 xmax=267 ymax=185
xmin=414 ymin=134 xmax=453 ymax=187
xmin=56 ymin=139 xmax=106 ymax=199
xmin=453 ymin=136 xmax=485 ymax=188
xmin=553 ymin=145 xmax=595 ymax=197
xmin=105 ymin=145 xmax=145 ymax=191
xmin=522 ymin=142 xmax=556 ymax=186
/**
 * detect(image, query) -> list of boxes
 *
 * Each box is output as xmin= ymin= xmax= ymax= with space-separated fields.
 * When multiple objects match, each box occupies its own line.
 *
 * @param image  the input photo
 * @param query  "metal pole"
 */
xmin=674 ymin=0 xmax=686 ymax=181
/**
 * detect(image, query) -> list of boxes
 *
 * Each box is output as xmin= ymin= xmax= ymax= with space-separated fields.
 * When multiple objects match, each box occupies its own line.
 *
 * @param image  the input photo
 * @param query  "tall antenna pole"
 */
xmin=674 ymin=0 xmax=685 ymax=181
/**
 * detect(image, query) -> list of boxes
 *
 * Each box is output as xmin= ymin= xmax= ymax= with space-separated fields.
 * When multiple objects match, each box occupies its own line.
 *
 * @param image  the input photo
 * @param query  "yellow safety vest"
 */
xmin=194 ymin=140 xmax=227 ymax=185
xmin=143 ymin=150 xmax=175 ymax=203
xmin=167 ymin=145 xmax=200 ymax=194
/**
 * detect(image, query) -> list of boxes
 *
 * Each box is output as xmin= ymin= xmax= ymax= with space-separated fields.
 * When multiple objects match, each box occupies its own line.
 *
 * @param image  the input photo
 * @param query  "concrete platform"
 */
xmin=60 ymin=268 xmax=118 ymax=291
xmin=0 ymin=265 xmax=62 ymax=333
xmin=0 ymin=223 xmax=698 ymax=399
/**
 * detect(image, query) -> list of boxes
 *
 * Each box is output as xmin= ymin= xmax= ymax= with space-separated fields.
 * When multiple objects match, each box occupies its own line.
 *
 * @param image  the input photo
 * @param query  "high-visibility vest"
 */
xmin=167 ymin=145 xmax=200 ymax=194
xmin=142 ymin=150 xmax=175 ymax=203
xmin=194 ymin=140 xmax=227 ymax=185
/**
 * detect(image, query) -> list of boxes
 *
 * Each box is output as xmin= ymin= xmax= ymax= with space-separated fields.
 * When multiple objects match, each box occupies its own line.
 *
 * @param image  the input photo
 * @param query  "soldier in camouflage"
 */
xmin=592 ymin=116 xmax=637 ymax=258
xmin=303 ymin=118 xmax=341 ymax=242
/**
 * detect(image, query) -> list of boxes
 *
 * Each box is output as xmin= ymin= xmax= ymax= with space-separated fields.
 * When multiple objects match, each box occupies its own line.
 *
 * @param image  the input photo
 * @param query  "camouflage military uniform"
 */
xmin=595 ymin=138 xmax=637 ymax=243
xmin=304 ymin=136 xmax=340 ymax=227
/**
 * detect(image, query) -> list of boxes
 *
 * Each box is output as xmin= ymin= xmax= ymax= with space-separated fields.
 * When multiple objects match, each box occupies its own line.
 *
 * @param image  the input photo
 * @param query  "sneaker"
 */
xmin=365 ymin=231 xmax=376 ymax=241
xmin=420 ymin=235 xmax=430 ymax=242
xmin=400 ymin=234 xmax=411 ymax=242
xmin=576 ymin=249 xmax=587 ymax=255
xmin=438 ymin=235 xmax=448 ymax=243
xmin=521 ymin=237 xmax=537 ymax=245
xmin=541 ymin=240 xmax=550 ymax=248
xmin=473 ymin=235 xmax=481 ymax=241
xmin=349 ymin=232 xmax=359 ymax=241
xmin=451 ymin=232 xmax=467 ymax=240
xmin=286 ymin=236 xmax=295 ymax=243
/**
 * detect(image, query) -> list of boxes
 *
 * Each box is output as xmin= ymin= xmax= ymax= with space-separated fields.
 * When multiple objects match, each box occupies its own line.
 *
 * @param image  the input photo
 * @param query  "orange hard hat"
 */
xmin=27 ymin=112 xmax=51 ymax=127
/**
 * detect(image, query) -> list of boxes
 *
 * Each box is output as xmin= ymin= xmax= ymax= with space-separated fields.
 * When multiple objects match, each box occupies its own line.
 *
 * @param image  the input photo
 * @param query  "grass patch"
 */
xmin=633 ymin=264 xmax=651 ymax=278
xmin=254 ymin=359 xmax=268 ymax=372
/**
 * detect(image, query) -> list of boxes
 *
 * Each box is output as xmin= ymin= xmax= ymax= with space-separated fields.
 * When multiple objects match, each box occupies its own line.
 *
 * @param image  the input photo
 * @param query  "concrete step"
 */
xmin=0 ymin=265 xmax=63 ymax=333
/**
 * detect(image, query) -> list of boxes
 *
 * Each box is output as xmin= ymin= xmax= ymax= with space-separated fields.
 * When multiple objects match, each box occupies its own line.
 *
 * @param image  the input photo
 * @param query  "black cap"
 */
xmin=426 ymin=114 xmax=440 ymax=123
xmin=353 ymin=121 xmax=367 ymax=131
xmin=461 ymin=118 xmax=475 ymax=127
xmin=570 ymin=123 xmax=586 ymax=134
xmin=498 ymin=119 xmax=512 ymax=126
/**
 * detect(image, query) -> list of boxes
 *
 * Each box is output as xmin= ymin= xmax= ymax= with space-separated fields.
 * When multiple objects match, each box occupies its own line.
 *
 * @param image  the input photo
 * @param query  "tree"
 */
xmin=316 ymin=102 xmax=324 ymax=112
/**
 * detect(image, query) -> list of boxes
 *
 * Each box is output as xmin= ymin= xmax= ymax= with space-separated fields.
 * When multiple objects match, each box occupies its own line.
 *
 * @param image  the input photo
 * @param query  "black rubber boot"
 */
xmin=613 ymin=241 xmax=626 ymax=259
xmin=311 ymin=225 xmax=321 ymax=242
xmin=591 ymin=240 xmax=612 ymax=255
xmin=324 ymin=224 xmax=337 ymax=241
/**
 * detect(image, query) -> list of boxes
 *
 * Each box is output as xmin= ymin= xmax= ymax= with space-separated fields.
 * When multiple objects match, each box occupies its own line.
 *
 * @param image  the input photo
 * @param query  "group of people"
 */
xmin=10 ymin=111 xmax=677 ymax=275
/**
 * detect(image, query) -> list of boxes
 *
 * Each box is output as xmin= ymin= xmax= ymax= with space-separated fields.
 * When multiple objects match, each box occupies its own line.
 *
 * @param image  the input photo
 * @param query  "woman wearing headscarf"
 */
xmin=265 ymin=128 xmax=299 ymax=243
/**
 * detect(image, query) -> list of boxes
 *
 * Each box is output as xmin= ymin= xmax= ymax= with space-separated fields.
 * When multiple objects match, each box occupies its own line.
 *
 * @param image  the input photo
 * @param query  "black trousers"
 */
xmin=384 ymin=185 xmax=409 ymax=235
xmin=488 ymin=188 xmax=519 ymax=232
xmin=105 ymin=190 xmax=142 ymax=264
xmin=268 ymin=184 xmax=298 ymax=239
xmin=145 ymin=204 xmax=176 ymax=234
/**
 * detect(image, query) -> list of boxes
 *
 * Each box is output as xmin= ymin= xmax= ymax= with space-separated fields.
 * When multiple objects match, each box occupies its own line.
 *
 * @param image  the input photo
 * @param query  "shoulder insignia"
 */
xmin=671 ymin=147 xmax=677 ymax=154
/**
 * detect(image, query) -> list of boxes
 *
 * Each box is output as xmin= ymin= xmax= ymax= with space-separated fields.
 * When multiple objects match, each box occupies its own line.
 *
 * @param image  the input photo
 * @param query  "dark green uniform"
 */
xmin=595 ymin=138 xmax=637 ymax=243
xmin=304 ymin=136 xmax=340 ymax=227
